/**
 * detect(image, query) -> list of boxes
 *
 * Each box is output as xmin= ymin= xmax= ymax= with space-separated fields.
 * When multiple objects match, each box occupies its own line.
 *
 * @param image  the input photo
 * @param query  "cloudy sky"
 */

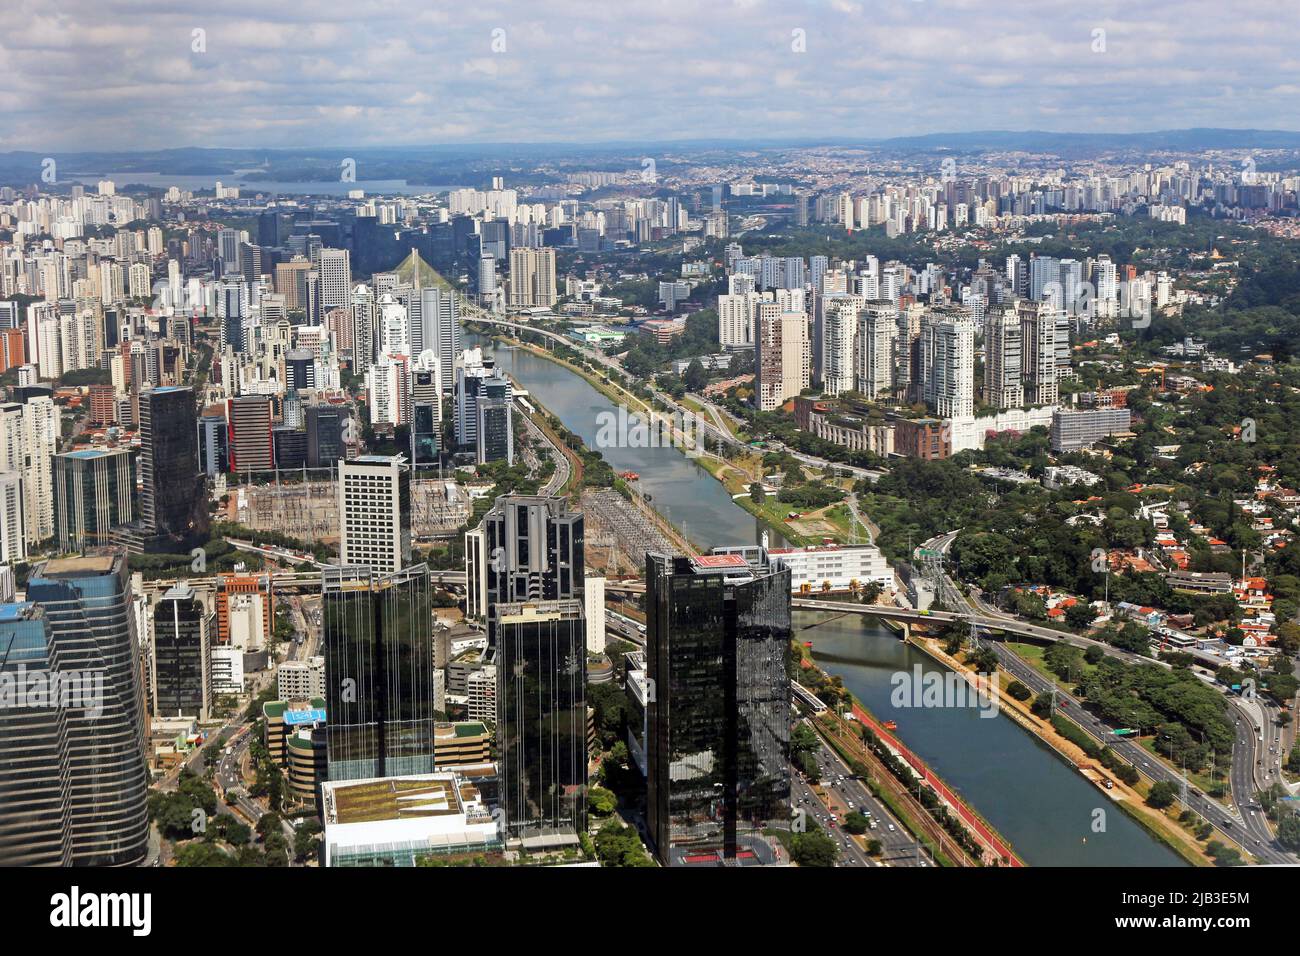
xmin=2 ymin=0 xmax=1299 ymax=151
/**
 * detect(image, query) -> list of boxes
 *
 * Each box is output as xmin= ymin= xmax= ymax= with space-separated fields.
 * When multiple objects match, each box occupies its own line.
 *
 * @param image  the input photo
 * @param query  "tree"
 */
xmin=789 ymin=827 xmax=838 ymax=867
xmin=1276 ymin=810 xmax=1300 ymax=852
xmin=293 ymin=819 xmax=322 ymax=862
xmin=749 ymin=482 xmax=766 ymax=505
xmin=1007 ymin=680 xmax=1032 ymax=701
xmin=683 ymin=358 xmax=708 ymax=392
xmin=588 ymin=786 xmax=617 ymax=817
xmin=843 ymin=811 xmax=869 ymax=834
xmin=1146 ymin=780 xmax=1179 ymax=810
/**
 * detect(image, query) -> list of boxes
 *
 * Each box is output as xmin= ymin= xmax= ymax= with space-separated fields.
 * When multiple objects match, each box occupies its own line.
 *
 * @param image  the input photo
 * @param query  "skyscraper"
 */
xmin=318 ymin=248 xmax=352 ymax=311
xmin=53 ymin=447 xmax=135 ymax=553
xmin=475 ymin=374 xmax=513 ymax=466
xmin=983 ymin=304 xmax=1024 ymax=409
xmin=645 ymin=551 xmax=791 ymax=866
xmin=496 ymin=599 xmax=587 ymax=846
xmin=322 ymin=564 xmax=436 ymax=782
xmin=337 ymin=455 xmax=411 ymax=575
xmin=1018 ymin=299 xmax=1060 ymax=406
xmin=24 ymin=553 xmax=149 ymax=866
xmin=920 ymin=308 xmax=976 ymax=419
xmin=508 ymin=247 xmax=557 ymax=308
xmin=0 ymin=602 xmax=72 ymax=865
xmin=855 ymin=301 xmax=898 ymax=399
xmin=755 ymin=305 xmax=810 ymax=412
xmin=140 ymin=385 xmax=207 ymax=544
xmin=480 ymin=495 xmax=585 ymax=646
xmin=226 ymin=393 xmax=274 ymax=473
xmin=305 ymin=403 xmax=345 ymax=470
xmin=150 ymin=583 xmax=212 ymax=720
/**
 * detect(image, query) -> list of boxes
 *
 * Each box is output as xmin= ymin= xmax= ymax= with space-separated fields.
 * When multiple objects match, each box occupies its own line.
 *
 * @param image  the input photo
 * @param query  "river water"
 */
xmin=476 ymin=336 xmax=784 ymax=550
xmin=477 ymin=333 xmax=1185 ymax=866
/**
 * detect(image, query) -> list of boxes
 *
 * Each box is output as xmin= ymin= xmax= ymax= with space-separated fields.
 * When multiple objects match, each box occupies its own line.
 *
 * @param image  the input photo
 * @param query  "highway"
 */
xmin=794 ymin=719 xmax=931 ymax=867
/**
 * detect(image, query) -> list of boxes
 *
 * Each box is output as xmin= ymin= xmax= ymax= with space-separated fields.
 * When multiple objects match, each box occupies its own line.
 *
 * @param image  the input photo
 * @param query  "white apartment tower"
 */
xmin=983 ymin=305 xmax=1024 ymax=409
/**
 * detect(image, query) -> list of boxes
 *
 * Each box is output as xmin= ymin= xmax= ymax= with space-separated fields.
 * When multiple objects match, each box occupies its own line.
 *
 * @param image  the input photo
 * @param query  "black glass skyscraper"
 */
xmin=645 ymin=551 xmax=792 ymax=866
xmin=140 ymin=385 xmax=207 ymax=545
xmin=151 ymin=584 xmax=211 ymax=720
xmin=305 ymin=403 xmax=345 ymax=469
xmin=323 ymin=564 xmax=435 ymax=781
xmin=496 ymin=599 xmax=587 ymax=846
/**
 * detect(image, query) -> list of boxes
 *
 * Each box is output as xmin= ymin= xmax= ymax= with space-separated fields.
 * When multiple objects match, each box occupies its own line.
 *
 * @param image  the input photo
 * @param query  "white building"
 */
xmin=277 ymin=655 xmax=326 ymax=701
xmin=320 ymin=771 xmax=500 ymax=866
xmin=211 ymin=646 xmax=245 ymax=694
xmin=770 ymin=544 xmax=893 ymax=592
xmin=338 ymin=455 xmax=410 ymax=575
xmin=584 ymin=575 xmax=606 ymax=654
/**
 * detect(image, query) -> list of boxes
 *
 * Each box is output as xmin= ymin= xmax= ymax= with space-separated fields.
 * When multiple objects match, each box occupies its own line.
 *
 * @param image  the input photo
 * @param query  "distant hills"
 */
xmin=2 ymin=129 xmax=1298 ymax=187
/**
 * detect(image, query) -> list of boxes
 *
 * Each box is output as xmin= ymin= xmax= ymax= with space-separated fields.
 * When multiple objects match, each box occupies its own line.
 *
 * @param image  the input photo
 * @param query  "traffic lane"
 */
xmin=789 ymin=772 xmax=874 ymax=867
xmin=807 ymin=731 xmax=925 ymax=864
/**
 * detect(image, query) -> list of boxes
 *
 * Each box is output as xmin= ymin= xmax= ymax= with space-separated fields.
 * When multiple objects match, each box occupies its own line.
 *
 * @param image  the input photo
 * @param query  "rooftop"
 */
xmin=327 ymin=775 xmax=462 ymax=824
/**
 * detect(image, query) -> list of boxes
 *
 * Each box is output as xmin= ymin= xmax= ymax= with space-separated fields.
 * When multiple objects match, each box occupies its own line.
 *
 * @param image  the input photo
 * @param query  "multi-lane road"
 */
xmin=790 ymin=719 xmax=932 ymax=867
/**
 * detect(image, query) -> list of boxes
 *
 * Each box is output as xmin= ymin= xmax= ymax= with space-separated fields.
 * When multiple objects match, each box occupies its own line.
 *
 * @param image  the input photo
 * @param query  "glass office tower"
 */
xmin=645 ymin=551 xmax=792 ymax=866
xmin=0 ymin=603 xmax=73 ymax=866
xmin=140 ymin=385 xmax=207 ymax=543
xmin=496 ymin=599 xmax=587 ymax=847
xmin=151 ymin=583 xmax=211 ymax=720
xmin=25 ymin=553 xmax=149 ymax=867
xmin=323 ymin=564 xmax=435 ymax=781
xmin=52 ymin=447 xmax=136 ymax=553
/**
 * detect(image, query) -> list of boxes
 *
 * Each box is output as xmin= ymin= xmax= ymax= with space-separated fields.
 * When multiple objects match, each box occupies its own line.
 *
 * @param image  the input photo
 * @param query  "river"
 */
xmin=475 ymin=336 xmax=785 ymax=549
xmin=477 ymin=333 xmax=1185 ymax=866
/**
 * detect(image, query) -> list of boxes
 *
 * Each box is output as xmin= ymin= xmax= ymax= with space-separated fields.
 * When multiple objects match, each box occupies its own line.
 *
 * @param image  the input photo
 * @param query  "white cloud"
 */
xmin=0 ymin=0 xmax=1298 ymax=150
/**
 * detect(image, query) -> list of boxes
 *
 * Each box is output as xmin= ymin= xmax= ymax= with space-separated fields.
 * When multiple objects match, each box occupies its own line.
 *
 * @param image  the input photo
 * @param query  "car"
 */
xmin=887 ymin=824 xmax=896 ymax=832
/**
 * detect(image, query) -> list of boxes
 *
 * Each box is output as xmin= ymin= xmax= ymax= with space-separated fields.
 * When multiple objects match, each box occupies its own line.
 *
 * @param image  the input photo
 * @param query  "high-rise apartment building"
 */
xmin=855 ymin=301 xmax=898 ymax=399
xmin=983 ymin=305 xmax=1024 ymax=409
xmin=508 ymin=247 xmax=557 ymax=308
xmin=755 ymin=306 xmax=810 ymax=412
xmin=920 ymin=309 xmax=975 ymax=419
xmin=1018 ymin=299 xmax=1060 ymax=406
